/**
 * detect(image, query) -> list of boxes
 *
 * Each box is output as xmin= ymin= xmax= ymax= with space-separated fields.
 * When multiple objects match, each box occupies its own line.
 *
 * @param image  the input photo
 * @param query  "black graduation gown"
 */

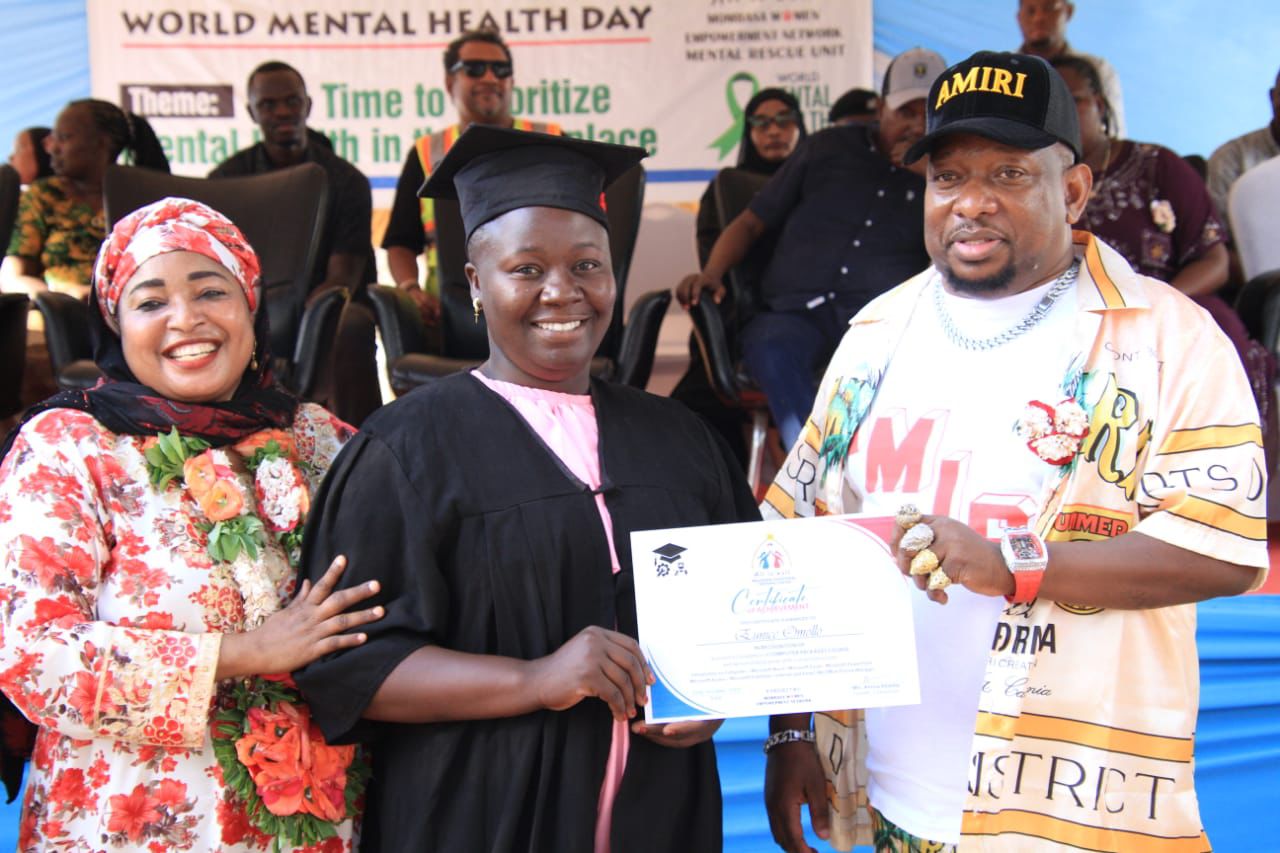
xmin=295 ymin=373 xmax=760 ymax=853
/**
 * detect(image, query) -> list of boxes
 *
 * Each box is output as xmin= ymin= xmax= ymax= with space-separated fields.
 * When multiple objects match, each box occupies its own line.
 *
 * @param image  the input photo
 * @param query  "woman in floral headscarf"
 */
xmin=0 ymin=197 xmax=381 ymax=852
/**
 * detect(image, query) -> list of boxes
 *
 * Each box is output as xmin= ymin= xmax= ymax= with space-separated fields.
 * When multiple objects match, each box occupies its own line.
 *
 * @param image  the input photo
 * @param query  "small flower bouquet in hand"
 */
xmin=213 ymin=675 xmax=368 ymax=851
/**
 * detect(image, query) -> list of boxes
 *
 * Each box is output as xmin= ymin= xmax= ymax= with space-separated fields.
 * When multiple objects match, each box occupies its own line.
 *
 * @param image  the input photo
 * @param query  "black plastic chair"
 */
xmin=1235 ymin=269 xmax=1280 ymax=356
xmin=687 ymin=168 xmax=774 ymax=492
xmin=33 ymin=291 xmax=99 ymax=391
xmin=0 ymin=293 xmax=29 ymax=419
xmin=37 ymin=164 xmax=349 ymax=399
xmin=371 ymin=164 xmax=666 ymax=394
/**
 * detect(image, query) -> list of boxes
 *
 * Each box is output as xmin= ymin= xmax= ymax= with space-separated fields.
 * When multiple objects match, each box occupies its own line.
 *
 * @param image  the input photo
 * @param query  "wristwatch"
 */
xmin=1001 ymin=526 xmax=1047 ymax=603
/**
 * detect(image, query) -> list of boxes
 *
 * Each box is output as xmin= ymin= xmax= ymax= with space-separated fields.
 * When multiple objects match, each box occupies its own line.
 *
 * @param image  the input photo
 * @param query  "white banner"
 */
xmin=87 ymin=1 xmax=872 ymax=205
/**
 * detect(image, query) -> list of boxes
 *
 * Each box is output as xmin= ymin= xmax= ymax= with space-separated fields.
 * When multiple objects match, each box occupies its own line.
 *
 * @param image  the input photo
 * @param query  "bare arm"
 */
xmin=0 ymin=255 xmax=48 ymax=295
xmin=386 ymin=245 xmax=421 ymax=289
xmin=675 ymin=208 xmax=768 ymax=307
xmin=364 ymin=624 xmax=652 ymax=724
xmin=386 ymin=245 xmax=440 ymax=325
xmin=893 ymin=516 xmax=1258 ymax=609
xmin=1168 ymin=243 xmax=1229 ymax=298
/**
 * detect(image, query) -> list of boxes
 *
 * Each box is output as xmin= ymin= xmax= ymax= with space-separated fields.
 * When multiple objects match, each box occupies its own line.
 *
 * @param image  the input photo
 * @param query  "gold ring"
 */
xmin=900 ymin=522 xmax=934 ymax=554
xmin=927 ymin=568 xmax=952 ymax=591
xmin=896 ymin=504 xmax=923 ymax=530
xmin=909 ymin=548 xmax=939 ymax=576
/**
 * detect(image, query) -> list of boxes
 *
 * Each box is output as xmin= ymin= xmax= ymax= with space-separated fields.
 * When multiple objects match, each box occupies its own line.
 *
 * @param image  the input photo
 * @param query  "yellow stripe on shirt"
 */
xmin=1156 ymin=423 xmax=1263 ymax=455
xmin=1080 ymin=232 xmax=1127 ymax=309
xmin=762 ymin=483 xmax=796 ymax=519
xmin=963 ymin=808 xmax=1209 ymax=852
xmin=975 ymin=711 xmax=1194 ymax=762
xmin=1166 ymin=494 xmax=1267 ymax=541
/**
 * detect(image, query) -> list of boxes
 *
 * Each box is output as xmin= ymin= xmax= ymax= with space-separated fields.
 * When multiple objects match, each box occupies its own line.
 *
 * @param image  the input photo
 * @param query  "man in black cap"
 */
xmin=828 ymin=88 xmax=878 ymax=127
xmin=676 ymin=47 xmax=945 ymax=452
xmin=761 ymin=51 xmax=1265 ymax=852
xmin=295 ymin=126 xmax=759 ymax=853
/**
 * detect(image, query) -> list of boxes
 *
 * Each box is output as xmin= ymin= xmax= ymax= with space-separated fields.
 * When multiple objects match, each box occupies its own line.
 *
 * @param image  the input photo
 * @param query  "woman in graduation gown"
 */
xmin=295 ymin=127 xmax=761 ymax=853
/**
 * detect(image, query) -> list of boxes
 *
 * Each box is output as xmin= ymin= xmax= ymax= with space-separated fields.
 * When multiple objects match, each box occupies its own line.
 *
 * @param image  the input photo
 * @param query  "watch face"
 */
xmin=1008 ymin=532 xmax=1045 ymax=561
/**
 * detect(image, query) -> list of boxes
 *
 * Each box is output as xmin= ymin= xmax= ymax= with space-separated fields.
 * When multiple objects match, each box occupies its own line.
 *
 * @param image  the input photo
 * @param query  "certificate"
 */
xmin=631 ymin=514 xmax=920 ymax=723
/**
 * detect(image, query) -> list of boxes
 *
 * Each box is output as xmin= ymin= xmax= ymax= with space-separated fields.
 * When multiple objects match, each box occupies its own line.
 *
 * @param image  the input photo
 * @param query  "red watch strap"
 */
xmin=1011 ymin=568 xmax=1043 ymax=603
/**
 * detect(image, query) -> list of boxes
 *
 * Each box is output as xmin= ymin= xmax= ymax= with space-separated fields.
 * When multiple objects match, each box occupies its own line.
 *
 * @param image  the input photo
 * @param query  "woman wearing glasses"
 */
xmin=674 ymin=90 xmax=807 ymax=462
xmin=694 ymin=89 xmax=807 ymax=265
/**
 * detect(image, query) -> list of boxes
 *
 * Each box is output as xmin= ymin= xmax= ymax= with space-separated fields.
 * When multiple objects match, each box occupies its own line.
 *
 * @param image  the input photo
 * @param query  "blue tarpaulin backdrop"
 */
xmin=0 ymin=1 xmax=1276 ymax=850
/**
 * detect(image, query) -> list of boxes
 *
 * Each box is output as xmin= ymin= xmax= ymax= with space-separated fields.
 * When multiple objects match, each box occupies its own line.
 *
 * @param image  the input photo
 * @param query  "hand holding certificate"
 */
xmin=631 ymin=514 xmax=921 ymax=723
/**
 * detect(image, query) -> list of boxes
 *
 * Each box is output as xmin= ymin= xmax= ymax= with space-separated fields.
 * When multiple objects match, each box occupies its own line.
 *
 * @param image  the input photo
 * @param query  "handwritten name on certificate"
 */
xmin=631 ymin=514 xmax=920 ymax=723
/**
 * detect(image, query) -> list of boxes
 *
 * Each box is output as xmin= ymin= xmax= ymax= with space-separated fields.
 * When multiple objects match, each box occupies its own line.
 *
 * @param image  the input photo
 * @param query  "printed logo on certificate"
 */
xmin=632 ymin=515 xmax=921 ymax=723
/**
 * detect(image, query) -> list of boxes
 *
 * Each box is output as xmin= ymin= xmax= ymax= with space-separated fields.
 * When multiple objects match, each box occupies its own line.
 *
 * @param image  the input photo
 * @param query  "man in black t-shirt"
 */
xmin=211 ymin=61 xmax=375 ymax=299
xmin=677 ymin=48 xmax=945 ymax=450
xmin=211 ymin=61 xmax=380 ymax=424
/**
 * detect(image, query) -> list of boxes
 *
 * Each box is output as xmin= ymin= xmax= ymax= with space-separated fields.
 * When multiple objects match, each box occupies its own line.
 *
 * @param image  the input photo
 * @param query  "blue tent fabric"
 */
xmin=0 ymin=1 xmax=89 ymax=147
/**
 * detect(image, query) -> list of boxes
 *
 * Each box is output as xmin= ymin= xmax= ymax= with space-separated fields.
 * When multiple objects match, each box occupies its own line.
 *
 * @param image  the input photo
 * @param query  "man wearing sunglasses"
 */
xmin=676 ymin=47 xmax=946 ymax=452
xmin=383 ymin=29 xmax=561 ymax=329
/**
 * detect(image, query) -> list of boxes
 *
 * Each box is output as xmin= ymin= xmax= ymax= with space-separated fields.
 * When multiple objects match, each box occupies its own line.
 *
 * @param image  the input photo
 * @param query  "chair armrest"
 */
xmin=688 ymin=294 xmax=743 ymax=404
xmin=32 ymin=292 xmax=94 ymax=373
xmin=288 ymin=287 xmax=348 ymax=398
xmin=614 ymin=290 xmax=671 ymax=389
xmin=388 ymin=354 xmax=483 ymax=396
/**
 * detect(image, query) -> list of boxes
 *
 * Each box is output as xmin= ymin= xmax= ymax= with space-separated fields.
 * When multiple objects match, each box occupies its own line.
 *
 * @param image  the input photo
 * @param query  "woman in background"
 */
xmin=1053 ymin=55 xmax=1276 ymax=455
xmin=677 ymin=89 xmax=807 ymax=463
xmin=2 ymin=99 xmax=168 ymax=299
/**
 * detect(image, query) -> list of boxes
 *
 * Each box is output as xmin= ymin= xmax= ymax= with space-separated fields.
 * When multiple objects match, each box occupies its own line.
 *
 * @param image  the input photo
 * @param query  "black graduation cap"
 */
xmin=418 ymin=124 xmax=647 ymax=243
xmin=652 ymin=543 xmax=687 ymax=564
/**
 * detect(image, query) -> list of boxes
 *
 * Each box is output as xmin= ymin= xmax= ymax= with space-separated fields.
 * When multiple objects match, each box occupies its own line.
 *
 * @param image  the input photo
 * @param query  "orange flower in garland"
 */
xmin=181 ymin=454 xmax=218 ymax=499
xmin=234 ymin=430 xmax=297 ymax=461
xmin=234 ymin=701 xmax=355 ymax=822
xmin=199 ymin=479 xmax=246 ymax=522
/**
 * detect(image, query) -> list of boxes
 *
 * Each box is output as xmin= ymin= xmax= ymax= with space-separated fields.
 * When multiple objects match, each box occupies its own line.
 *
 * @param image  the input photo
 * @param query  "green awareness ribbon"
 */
xmin=709 ymin=72 xmax=760 ymax=160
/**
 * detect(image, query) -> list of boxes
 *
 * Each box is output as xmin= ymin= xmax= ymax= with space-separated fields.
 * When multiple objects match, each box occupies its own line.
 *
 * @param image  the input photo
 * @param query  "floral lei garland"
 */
xmin=143 ymin=427 xmax=367 ymax=851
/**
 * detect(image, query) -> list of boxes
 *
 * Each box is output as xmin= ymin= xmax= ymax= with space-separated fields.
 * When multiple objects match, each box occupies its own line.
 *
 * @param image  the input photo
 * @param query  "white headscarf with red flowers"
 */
xmin=93 ymin=197 xmax=261 ymax=332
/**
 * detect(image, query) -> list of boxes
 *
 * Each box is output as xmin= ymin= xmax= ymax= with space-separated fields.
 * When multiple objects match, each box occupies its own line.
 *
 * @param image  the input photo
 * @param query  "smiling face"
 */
xmin=466 ymin=206 xmax=614 ymax=393
xmin=448 ymin=40 xmax=514 ymax=127
xmin=925 ymin=133 xmax=1090 ymax=296
xmin=748 ymin=98 xmax=801 ymax=163
xmin=247 ymin=68 xmax=311 ymax=158
xmin=117 ymin=251 xmax=256 ymax=402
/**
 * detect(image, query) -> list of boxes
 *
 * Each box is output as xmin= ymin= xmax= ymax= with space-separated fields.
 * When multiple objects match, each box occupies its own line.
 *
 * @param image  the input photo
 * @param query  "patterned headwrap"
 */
xmin=93 ymin=196 xmax=261 ymax=331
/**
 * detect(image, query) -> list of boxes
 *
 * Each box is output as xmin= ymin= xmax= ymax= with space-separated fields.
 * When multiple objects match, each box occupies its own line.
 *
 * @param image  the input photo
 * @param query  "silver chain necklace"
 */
xmin=933 ymin=261 xmax=1079 ymax=351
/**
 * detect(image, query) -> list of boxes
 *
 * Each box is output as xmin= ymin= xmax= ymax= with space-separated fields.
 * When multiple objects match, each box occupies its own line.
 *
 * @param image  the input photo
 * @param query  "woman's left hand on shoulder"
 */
xmin=631 ymin=718 xmax=724 ymax=748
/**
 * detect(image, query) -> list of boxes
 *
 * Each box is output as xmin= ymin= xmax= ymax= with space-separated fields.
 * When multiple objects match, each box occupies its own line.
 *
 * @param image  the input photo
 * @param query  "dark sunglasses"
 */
xmin=746 ymin=111 xmax=798 ymax=129
xmin=449 ymin=59 xmax=514 ymax=80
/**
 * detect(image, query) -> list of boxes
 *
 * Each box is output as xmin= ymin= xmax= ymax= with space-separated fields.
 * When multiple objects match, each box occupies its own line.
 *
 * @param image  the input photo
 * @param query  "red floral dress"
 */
xmin=0 ymin=404 xmax=354 ymax=852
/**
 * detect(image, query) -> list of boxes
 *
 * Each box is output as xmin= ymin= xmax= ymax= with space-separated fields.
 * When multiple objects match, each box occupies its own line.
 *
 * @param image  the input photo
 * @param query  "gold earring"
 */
xmin=472 ymin=297 xmax=483 ymax=324
xmin=250 ymin=338 xmax=259 ymax=372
